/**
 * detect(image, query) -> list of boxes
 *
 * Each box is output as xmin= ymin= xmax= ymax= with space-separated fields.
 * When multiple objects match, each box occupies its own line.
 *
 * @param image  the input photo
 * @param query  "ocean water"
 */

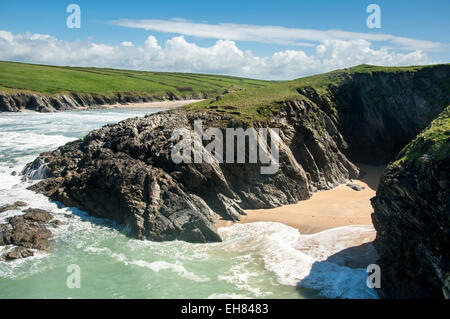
xmin=0 ymin=108 xmax=378 ymax=299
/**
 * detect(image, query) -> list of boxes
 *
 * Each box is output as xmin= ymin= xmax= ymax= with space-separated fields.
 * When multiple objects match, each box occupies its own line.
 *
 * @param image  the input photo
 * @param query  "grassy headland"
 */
xmin=0 ymin=60 xmax=272 ymax=98
xmin=185 ymin=64 xmax=450 ymax=123
xmin=395 ymin=105 xmax=450 ymax=163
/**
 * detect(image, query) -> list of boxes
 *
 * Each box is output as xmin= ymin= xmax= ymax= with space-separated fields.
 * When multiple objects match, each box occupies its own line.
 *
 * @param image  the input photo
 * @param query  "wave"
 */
xmin=110 ymin=253 xmax=211 ymax=283
xmin=219 ymin=222 xmax=378 ymax=299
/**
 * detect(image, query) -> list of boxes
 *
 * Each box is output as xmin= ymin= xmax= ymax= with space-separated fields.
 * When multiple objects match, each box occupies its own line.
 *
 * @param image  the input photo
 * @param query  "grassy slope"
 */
xmin=0 ymin=60 xmax=272 ymax=97
xmin=395 ymin=105 xmax=450 ymax=163
xmin=186 ymin=64 xmax=450 ymax=123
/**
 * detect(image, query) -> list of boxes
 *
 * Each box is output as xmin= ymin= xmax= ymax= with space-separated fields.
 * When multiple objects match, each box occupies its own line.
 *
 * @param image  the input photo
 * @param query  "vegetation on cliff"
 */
xmin=395 ymin=105 xmax=450 ymax=163
xmin=185 ymin=64 xmax=450 ymax=124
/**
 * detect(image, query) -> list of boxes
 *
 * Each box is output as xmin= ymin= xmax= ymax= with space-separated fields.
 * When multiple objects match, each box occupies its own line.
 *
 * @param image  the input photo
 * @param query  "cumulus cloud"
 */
xmin=111 ymin=19 xmax=444 ymax=51
xmin=0 ymin=30 xmax=433 ymax=80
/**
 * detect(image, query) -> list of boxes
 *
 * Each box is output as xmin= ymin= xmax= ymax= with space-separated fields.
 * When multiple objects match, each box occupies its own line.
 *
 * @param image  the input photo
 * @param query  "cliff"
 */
xmin=0 ymin=60 xmax=271 ymax=112
xmin=371 ymin=106 xmax=450 ymax=298
xmin=23 ymin=64 xmax=450 ymax=300
xmin=0 ymin=91 xmax=190 ymax=112
xmin=25 ymin=101 xmax=359 ymax=243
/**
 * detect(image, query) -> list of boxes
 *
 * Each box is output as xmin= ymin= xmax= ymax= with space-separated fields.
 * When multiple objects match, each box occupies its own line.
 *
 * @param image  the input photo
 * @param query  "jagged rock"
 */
xmin=371 ymin=107 xmax=450 ymax=298
xmin=26 ymin=101 xmax=359 ymax=243
xmin=1 ymin=215 xmax=52 ymax=251
xmin=346 ymin=183 xmax=365 ymax=191
xmin=0 ymin=208 xmax=62 ymax=260
xmin=1 ymin=246 xmax=35 ymax=261
xmin=22 ymin=208 xmax=53 ymax=223
xmin=0 ymin=201 xmax=28 ymax=213
xmin=216 ymin=194 xmax=246 ymax=222
xmin=299 ymin=65 xmax=450 ymax=164
xmin=443 ymin=275 xmax=450 ymax=299
xmin=0 ymin=91 xmax=191 ymax=113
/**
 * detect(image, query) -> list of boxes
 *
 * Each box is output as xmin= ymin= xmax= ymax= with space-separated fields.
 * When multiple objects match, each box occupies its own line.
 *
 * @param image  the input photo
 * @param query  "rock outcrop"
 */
xmin=371 ymin=106 xmax=450 ymax=298
xmin=0 ymin=201 xmax=27 ymax=213
xmin=299 ymin=64 xmax=450 ymax=164
xmin=25 ymin=98 xmax=359 ymax=243
xmin=17 ymin=64 xmax=450 ymax=298
xmin=0 ymin=206 xmax=61 ymax=261
xmin=0 ymin=91 xmax=200 ymax=113
xmin=24 ymin=65 xmax=450 ymax=246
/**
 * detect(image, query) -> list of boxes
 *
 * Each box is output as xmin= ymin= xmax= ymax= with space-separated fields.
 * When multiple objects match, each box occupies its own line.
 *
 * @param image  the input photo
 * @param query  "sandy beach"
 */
xmin=103 ymin=99 xmax=202 ymax=109
xmin=217 ymin=164 xmax=385 ymax=236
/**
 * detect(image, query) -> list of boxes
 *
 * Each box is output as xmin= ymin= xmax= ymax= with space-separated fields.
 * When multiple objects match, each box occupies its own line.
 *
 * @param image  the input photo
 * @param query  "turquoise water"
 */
xmin=0 ymin=108 xmax=377 ymax=299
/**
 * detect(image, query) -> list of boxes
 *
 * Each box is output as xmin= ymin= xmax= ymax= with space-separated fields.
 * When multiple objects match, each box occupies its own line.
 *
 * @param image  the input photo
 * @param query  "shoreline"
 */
xmin=216 ymin=164 xmax=385 ymax=237
xmin=0 ymin=99 xmax=203 ymax=113
xmin=77 ymin=99 xmax=203 ymax=111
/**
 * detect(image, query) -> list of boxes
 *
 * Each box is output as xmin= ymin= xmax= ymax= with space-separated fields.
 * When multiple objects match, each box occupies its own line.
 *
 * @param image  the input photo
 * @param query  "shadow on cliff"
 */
xmin=54 ymin=201 xmax=129 ymax=234
xmin=297 ymin=242 xmax=379 ymax=299
xmin=356 ymin=164 xmax=386 ymax=191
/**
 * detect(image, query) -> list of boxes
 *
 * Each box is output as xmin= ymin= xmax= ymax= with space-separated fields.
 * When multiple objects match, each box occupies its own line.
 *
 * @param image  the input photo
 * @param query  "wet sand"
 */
xmin=217 ymin=164 xmax=385 ymax=237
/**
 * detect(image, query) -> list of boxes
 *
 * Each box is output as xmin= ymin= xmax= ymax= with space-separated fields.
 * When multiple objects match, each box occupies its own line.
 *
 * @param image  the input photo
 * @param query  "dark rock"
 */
xmin=26 ymin=101 xmax=359 ymax=243
xmin=0 ymin=201 xmax=28 ymax=213
xmin=2 ymin=215 xmax=52 ymax=251
xmin=372 ymin=156 xmax=450 ymax=299
xmin=0 ymin=208 xmax=57 ymax=260
xmin=49 ymin=220 xmax=63 ymax=227
xmin=2 ymin=246 xmax=35 ymax=261
xmin=22 ymin=208 xmax=53 ymax=223
xmin=346 ymin=183 xmax=365 ymax=191
xmin=299 ymin=65 xmax=450 ymax=164
xmin=371 ymin=106 xmax=450 ymax=299
xmin=0 ymin=92 xmax=190 ymax=113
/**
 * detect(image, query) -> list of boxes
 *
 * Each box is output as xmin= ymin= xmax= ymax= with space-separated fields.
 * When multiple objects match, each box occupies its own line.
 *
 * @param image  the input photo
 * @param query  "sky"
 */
xmin=0 ymin=0 xmax=448 ymax=80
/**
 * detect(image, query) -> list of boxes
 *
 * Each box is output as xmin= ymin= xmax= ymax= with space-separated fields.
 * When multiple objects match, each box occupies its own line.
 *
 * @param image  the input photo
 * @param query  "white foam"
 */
xmin=219 ymin=222 xmax=378 ymax=299
xmin=207 ymin=293 xmax=250 ymax=299
xmin=110 ymin=252 xmax=210 ymax=283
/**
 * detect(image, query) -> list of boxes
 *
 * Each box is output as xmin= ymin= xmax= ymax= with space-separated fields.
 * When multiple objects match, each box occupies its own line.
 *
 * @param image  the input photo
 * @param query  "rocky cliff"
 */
xmin=25 ymin=99 xmax=359 ymax=243
xmin=0 ymin=91 xmax=198 ymax=112
xmin=371 ymin=106 xmax=450 ymax=299
xmin=299 ymin=65 xmax=450 ymax=164
xmin=23 ymin=63 xmax=450 ymax=297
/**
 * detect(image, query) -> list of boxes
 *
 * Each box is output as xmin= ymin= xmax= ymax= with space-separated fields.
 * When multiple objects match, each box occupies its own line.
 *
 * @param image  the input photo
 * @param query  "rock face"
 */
xmin=0 ymin=201 xmax=27 ymax=213
xmin=299 ymin=64 xmax=450 ymax=164
xmin=0 ymin=206 xmax=61 ymax=261
xmin=0 ymin=92 xmax=197 ymax=113
xmin=371 ymin=107 xmax=450 ymax=298
xmin=24 ymin=65 xmax=450 ymax=248
xmin=25 ymin=99 xmax=359 ymax=243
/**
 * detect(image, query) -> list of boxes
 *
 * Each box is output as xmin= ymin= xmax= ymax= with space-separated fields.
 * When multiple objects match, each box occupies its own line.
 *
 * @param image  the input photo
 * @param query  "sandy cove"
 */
xmin=100 ymin=99 xmax=202 ymax=109
xmin=217 ymin=164 xmax=385 ymax=238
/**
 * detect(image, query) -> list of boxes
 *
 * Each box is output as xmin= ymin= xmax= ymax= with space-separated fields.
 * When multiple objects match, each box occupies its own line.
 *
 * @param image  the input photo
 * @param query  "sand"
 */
xmin=216 ymin=164 xmax=385 ymax=237
xmin=71 ymin=99 xmax=202 ymax=111
xmin=103 ymin=99 xmax=202 ymax=109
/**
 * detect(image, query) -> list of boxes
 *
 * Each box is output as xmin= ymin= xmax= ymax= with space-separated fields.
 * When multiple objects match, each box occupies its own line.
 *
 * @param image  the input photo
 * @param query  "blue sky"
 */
xmin=0 ymin=0 xmax=448 ymax=79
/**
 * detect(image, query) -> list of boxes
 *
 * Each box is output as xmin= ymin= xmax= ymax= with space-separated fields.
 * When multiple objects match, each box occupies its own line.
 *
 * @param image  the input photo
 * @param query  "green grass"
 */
xmin=0 ymin=60 xmax=272 ymax=98
xmin=395 ymin=105 xmax=450 ymax=163
xmin=185 ymin=64 xmax=449 ymax=123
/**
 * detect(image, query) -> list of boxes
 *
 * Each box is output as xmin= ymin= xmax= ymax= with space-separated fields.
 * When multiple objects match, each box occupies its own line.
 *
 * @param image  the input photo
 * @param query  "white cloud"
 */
xmin=120 ymin=41 xmax=134 ymax=47
xmin=0 ymin=30 xmax=433 ymax=80
xmin=110 ymin=19 xmax=444 ymax=51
